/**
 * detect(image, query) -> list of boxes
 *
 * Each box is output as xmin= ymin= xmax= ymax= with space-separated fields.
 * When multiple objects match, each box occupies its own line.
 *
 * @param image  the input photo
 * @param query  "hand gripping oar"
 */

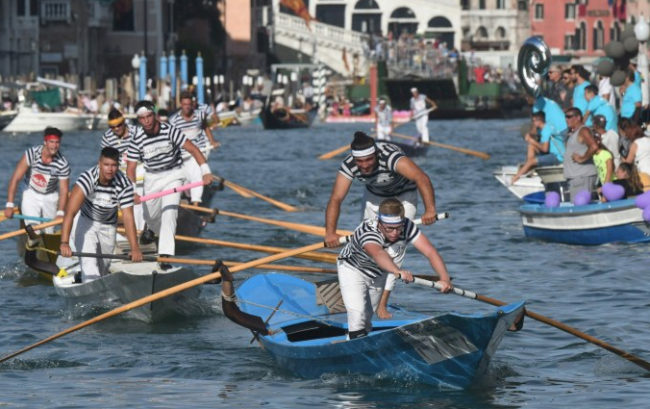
xmin=0 ymin=240 xmax=328 ymax=363
xmin=391 ymin=132 xmax=490 ymax=160
xmin=412 ymin=277 xmax=650 ymax=372
xmin=139 ymin=180 xmax=204 ymax=202
xmin=317 ymin=106 xmax=438 ymax=160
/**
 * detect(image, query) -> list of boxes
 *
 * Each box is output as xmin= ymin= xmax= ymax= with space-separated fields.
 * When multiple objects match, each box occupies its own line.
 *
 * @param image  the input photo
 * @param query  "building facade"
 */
xmin=460 ymin=0 xmax=530 ymax=53
xmin=0 ymin=0 xmax=39 ymax=79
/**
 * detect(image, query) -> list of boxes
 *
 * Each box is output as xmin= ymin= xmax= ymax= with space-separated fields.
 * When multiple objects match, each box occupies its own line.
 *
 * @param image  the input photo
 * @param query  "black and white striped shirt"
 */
xmin=76 ymin=166 xmax=134 ymax=225
xmin=100 ymin=124 xmax=138 ymax=156
xmin=126 ymin=122 xmax=187 ymax=172
xmin=24 ymin=145 xmax=71 ymax=195
xmin=168 ymin=110 xmax=208 ymax=153
xmin=339 ymin=142 xmax=416 ymax=197
xmin=338 ymin=218 xmax=420 ymax=278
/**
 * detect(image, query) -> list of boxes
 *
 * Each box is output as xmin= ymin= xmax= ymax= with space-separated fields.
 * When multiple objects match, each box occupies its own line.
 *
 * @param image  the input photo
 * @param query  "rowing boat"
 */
xmin=233 ymin=273 xmax=525 ymax=389
xmin=493 ymin=165 xmax=565 ymax=200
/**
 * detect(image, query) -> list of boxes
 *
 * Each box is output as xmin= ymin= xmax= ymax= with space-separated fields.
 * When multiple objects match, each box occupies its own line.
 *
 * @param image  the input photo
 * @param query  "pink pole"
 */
xmin=139 ymin=180 xmax=204 ymax=202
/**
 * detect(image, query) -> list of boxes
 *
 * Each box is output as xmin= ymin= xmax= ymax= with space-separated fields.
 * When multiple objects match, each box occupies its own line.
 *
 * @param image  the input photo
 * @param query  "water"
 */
xmin=0 ymin=120 xmax=649 ymax=407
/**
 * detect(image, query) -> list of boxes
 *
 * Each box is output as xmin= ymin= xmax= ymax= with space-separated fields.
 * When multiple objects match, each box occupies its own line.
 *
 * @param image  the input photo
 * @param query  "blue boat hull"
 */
xmin=237 ymin=273 xmax=524 ymax=389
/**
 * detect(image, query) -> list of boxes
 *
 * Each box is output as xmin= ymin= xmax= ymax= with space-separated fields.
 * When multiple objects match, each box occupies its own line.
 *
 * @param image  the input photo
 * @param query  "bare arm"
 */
xmin=412 ymin=233 xmax=451 ymax=291
xmin=59 ymin=185 xmax=85 ymax=257
xmin=204 ymin=126 xmax=220 ymax=148
xmin=364 ymin=242 xmax=412 ymax=282
xmin=121 ymin=206 xmax=143 ymax=262
xmin=126 ymin=160 xmax=140 ymax=204
xmin=394 ymin=157 xmax=437 ymax=224
xmin=623 ymin=142 xmax=638 ymax=164
xmin=324 ymin=173 xmax=352 ymax=247
xmin=4 ymin=155 xmax=29 ymax=218
xmin=183 ymin=139 xmax=215 ymax=185
xmin=57 ymin=178 xmax=69 ymax=215
xmin=604 ymin=157 xmax=614 ymax=183
xmin=572 ymin=128 xmax=599 ymax=163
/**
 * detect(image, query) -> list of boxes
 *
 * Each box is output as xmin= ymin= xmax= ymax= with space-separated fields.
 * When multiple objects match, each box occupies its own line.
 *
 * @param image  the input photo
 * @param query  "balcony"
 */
xmin=41 ymin=0 xmax=71 ymax=23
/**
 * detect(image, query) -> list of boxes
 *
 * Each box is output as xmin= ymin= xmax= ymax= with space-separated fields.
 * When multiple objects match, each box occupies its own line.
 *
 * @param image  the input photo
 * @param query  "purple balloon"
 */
xmin=573 ymin=190 xmax=592 ymax=206
xmin=635 ymin=191 xmax=650 ymax=209
xmin=602 ymin=182 xmax=625 ymax=202
xmin=544 ymin=191 xmax=560 ymax=207
xmin=643 ymin=206 xmax=650 ymax=222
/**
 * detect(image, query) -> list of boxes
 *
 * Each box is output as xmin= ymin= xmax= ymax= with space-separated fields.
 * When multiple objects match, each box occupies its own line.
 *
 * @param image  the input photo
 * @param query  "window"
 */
xmin=575 ymin=22 xmax=587 ymax=50
xmin=495 ymin=27 xmax=506 ymax=39
xmin=535 ymin=4 xmax=544 ymax=20
xmin=610 ymin=22 xmax=621 ymax=41
xmin=564 ymin=34 xmax=574 ymax=50
xmin=497 ymin=0 xmax=506 ymax=9
xmin=113 ymin=0 xmax=134 ymax=31
xmin=475 ymin=26 xmax=488 ymax=39
xmin=30 ymin=0 xmax=37 ymax=15
xmin=479 ymin=0 xmax=486 ymax=9
xmin=17 ymin=0 xmax=25 ymax=16
xmin=593 ymin=21 xmax=604 ymax=50
xmin=565 ymin=3 xmax=576 ymax=19
xmin=518 ymin=0 xmax=528 ymax=11
xmin=461 ymin=0 xmax=469 ymax=10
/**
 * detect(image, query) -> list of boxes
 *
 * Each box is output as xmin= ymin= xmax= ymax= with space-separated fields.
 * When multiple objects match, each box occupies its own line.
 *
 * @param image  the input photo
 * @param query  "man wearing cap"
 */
xmin=59 ymin=147 xmax=143 ymax=282
xmin=374 ymin=98 xmax=393 ymax=141
xmin=325 ymin=131 xmax=437 ymax=319
xmin=169 ymin=91 xmax=220 ymax=206
xmin=126 ymin=100 xmax=215 ymax=258
xmin=336 ymin=198 xmax=452 ymax=339
xmin=4 ymin=127 xmax=70 ymax=233
xmin=409 ymin=87 xmax=436 ymax=143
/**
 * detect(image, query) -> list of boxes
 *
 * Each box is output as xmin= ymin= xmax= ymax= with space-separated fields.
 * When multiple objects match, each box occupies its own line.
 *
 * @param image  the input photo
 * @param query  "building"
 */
xmin=530 ymin=0 xmax=624 ymax=59
xmin=0 ymin=0 xmax=39 ymax=79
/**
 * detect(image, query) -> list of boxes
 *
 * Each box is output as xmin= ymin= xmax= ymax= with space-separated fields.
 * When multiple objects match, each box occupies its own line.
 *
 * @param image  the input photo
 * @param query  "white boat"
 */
xmin=3 ymin=106 xmax=99 ymax=133
xmin=493 ymin=165 xmax=565 ymax=199
xmin=217 ymin=108 xmax=261 ymax=127
xmin=0 ymin=110 xmax=18 ymax=130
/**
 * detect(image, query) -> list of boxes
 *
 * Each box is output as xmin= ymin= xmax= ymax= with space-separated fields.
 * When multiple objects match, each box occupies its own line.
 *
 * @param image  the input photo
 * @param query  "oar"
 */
xmin=0 ymin=219 xmax=63 ymax=241
xmin=221 ymin=179 xmax=299 ymax=212
xmin=68 ymin=252 xmax=335 ymax=273
xmin=412 ymin=277 xmax=650 ymax=372
xmin=391 ymin=132 xmax=491 ymax=160
xmin=317 ymin=107 xmax=437 ymax=160
xmin=139 ymin=180 xmax=204 ymax=202
xmin=217 ymin=177 xmax=254 ymax=198
xmin=0 ymin=240 xmax=328 ymax=363
xmin=0 ymin=214 xmax=52 ymax=223
xmin=180 ymin=204 xmax=352 ymax=237
xmin=174 ymin=234 xmax=338 ymax=264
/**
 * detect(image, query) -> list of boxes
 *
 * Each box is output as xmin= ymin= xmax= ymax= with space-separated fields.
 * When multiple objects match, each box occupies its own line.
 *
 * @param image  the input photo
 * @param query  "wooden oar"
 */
xmin=218 ymin=178 xmax=254 ymax=198
xmin=174 ymin=234 xmax=338 ymax=264
xmin=413 ymin=277 xmax=650 ymax=372
xmin=68 ymin=252 xmax=335 ymax=273
xmin=0 ymin=219 xmax=63 ymax=241
xmin=180 ymin=204 xmax=352 ymax=237
xmin=0 ymin=240 xmax=328 ymax=363
xmin=317 ymin=106 xmax=437 ymax=160
xmin=222 ymin=179 xmax=299 ymax=212
xmin=391 ymin=132 xmax=491 ymax=160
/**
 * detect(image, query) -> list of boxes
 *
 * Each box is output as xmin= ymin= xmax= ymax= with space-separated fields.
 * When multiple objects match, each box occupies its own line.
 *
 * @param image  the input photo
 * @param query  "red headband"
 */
xmin=44 ymin=134 xmax=61 ymax=141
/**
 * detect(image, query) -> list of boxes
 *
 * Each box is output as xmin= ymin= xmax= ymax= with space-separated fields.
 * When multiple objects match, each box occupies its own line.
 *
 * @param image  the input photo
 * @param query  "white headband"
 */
xmin=351 ymin=146 xmax=376 ymax=157
xmin=378 ymin=214 xmax=403 ymax=224
xmin=136 ymin=106 xmax=154 ymax=116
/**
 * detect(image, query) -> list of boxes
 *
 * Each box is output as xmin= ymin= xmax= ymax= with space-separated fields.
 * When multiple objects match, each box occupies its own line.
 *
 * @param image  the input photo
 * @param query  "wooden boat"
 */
xmin=519 ymin=199 xmax=650 ymax=245
xmin=493 ymin=165 xmax=565 ymax=200
xmin=232 ymin=273 xmax=525 ymax=389
xmin=24 ymin=243 xmax=204 ymax=322
xmin=260 ymin=105 xmax=318 ymax=130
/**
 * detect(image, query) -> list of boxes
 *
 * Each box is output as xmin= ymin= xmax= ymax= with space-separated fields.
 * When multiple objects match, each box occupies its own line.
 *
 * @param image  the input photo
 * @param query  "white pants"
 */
xmin=376 ymin=124 xmax=392 ymax=141
xmin=133 ymin=164 xmax=145 ymax=231
xmin=362 ymin=189 xmax=417 ymax=292
xmin=415 ymin=114 xmax=429 ymax=142
xmin=181 ymin=155 xmax=204 ymax=203
xmin=143 ymin=167 xmax=184 ymax=256
xmin=71 ymin=213 xmax=116 ymax=282
xmin=337 ymin=260 xmax=388 ymax=333
xmin=21 ymin=188 xmax=59 ymax=233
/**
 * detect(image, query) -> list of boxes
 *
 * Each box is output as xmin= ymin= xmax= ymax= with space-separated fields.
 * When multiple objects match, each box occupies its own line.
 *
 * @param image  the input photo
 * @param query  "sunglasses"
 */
xmin=565 ymin=114 xmax=575 ymax=119
xmin=379 ymin=222 xmax=404 ymax=233
xmin=110 ymin=123 xmax=125 ymax=129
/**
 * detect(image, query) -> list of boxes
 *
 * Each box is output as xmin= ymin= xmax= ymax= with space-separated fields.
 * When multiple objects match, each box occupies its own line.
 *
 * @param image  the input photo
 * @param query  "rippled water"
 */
xmin=0 ymin=119 xmax=649 ymax=408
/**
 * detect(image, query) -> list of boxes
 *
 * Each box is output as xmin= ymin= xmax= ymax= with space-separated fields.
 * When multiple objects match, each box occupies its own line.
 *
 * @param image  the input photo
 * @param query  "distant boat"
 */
xmin=0 ymin=110 xmax=18 ymax=130
xmin=493 ymin=165 xmax=565 ymax=200
xmin=3 ymin=106 xmax=98 ymax=133
xmin=260 ymin=105 xmax=318 ymax=130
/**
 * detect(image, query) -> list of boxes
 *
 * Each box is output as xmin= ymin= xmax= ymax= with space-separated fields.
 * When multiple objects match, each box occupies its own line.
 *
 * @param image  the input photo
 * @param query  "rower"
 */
xmin=59 ymin=147 xmax=142 ymax=282
xmin=374 ymin=98 xmax=393 ymax=141
xmin=337 ymin=198 xmax=452 ymax=339
xmin=409 ymin=87 xmax=436 ymax=143
xmin=126 ymin=100 xmax=215 ymax=260
xmin=4 ymin=127 xmax=70 ymax=233
xmin=169 ymin=91 xmax=220 ymax=206
xmin=325 ymin=131 xmax=438 ymax=319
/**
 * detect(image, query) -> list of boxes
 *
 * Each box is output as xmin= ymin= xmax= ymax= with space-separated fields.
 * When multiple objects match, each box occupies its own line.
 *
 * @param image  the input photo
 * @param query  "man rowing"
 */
xmin=169 ymin=91 xmax=220 ymax=206
xmin=4 ymin=127 xmax=70 ymax=233
xmin=325 ymin=131 xmax=438 ymax=319
xmin=337 ymin=198 xmax=452 ymax=339
xmin=126 ymin=101 xmax=215 ymax=259
xmin=409 ymin=87 xmax=436 ymax=143
xmin=59 ymin=147 xmax=142 ymax=282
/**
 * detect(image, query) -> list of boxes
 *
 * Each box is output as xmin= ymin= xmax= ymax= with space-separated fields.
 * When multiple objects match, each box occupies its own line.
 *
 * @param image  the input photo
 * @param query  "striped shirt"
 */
xmin=126 ymin=122 xmax=187 ymax=172
xmin=168 ymin=109 xmax=208 ymax=154
xmin=76 ymin=166 xmax=134 ymax=225
xmin=375 ymin=105 xmax=393 ymax=127
xmin=339 ymin=142 xmax=416 ymax=197
xmin=338 ymin=218 xmax=420 ymax=278
xmin=24 ymin=145 xmax=71 ymax=195
xmin=100 ymin=124 xmax=138 ymax=156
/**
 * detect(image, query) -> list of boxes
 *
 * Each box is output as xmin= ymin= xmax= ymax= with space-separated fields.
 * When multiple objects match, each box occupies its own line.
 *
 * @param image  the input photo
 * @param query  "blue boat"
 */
xmin=234 ymin=273 xmax=524 ymax=389
xmin=519 ymin=199 xmax=650 ymax=245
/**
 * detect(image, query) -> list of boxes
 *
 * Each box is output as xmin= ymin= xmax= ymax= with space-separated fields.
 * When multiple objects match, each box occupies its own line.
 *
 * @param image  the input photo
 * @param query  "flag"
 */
xmin=280 ymin=0 xmax=314 ymax=29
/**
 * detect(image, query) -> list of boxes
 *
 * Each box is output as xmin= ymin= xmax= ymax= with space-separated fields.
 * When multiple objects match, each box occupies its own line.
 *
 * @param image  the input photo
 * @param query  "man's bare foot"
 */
xmin=376 ymin=308 xmax=392 ymax=319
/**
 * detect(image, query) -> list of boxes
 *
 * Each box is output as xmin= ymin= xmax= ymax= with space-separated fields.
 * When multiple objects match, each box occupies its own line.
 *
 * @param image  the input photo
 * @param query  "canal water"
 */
xmin=0 ymin=119 xmax=648 ymax=408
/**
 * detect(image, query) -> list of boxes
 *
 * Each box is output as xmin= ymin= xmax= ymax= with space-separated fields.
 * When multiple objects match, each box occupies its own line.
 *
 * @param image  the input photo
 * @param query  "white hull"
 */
xmin=493 ymin=166 xmax=544 ymax=199
xmin=4 ymin=109 xmax=99 ymax=133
